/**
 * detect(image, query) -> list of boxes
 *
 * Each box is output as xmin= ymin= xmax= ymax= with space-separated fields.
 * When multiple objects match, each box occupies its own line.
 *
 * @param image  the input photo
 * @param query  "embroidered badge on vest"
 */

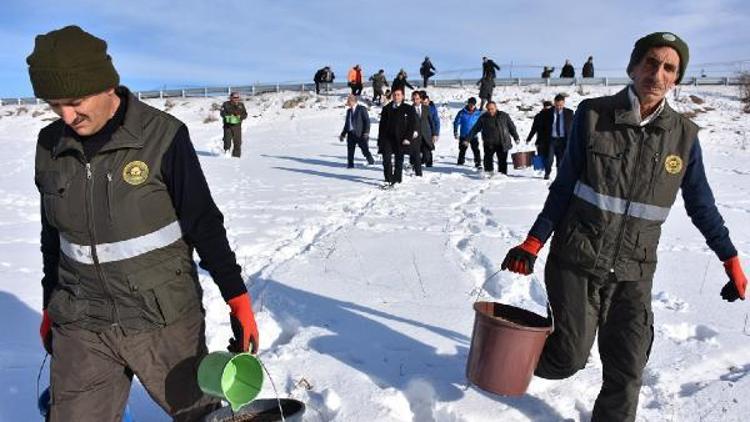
xmin=664 ymin=155 xmax=683 ymax=175
xmin=123 ymin=161 xmax=149 ymax=185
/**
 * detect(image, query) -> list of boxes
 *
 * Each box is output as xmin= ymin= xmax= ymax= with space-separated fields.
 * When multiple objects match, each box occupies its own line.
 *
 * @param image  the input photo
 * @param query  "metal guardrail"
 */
xmin=1 ymin=76 xmax=744 ymax=106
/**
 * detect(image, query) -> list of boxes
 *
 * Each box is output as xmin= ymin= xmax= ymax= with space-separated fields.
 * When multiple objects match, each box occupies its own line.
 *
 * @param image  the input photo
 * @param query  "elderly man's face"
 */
xmin=630 ymin=46 xmax=680 ymax=105
xmin=48 ymin=88 xmax=119 ymax=136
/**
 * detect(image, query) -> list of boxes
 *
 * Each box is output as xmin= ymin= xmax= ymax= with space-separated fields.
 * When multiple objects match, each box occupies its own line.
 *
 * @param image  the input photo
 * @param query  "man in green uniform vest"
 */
xmin=220 ymin=92 xmax=248 ymax=157
xmin=502 ymin=32 xmax=748 ymax=421
xmin=29 ymin=26 xmax=259 ymax=421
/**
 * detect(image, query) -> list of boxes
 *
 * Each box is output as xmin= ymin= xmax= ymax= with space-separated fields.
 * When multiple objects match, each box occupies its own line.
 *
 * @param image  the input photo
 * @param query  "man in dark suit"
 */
xmin=340 ymin=94 xmax=374 ymax=168
xmin=550 ymin=93 xmax=574 ymax=174
xmin=410 ymin=90 xmax=435 ymax=175
xmin=526 ymin=100 xmax=554 ymax=178
xmin=378 ymin=89 xmax=417 ymax=186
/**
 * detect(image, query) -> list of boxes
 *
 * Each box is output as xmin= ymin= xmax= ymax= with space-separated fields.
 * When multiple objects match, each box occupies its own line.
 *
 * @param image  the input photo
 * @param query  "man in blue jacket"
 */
xmin=421 ymin=91 xmax=440 ymax=167
xmin=502 ymin=32 xmax=747 ymax=421
xmin=453 ymin=97 xmax=482 ymax=168
xmin=340 ymin=94 xmax=374 ymax=168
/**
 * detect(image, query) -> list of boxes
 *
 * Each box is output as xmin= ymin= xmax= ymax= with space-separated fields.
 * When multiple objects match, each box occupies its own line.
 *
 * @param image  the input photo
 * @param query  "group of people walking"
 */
xmin=28 ymin=23 xmax=749 ymax=422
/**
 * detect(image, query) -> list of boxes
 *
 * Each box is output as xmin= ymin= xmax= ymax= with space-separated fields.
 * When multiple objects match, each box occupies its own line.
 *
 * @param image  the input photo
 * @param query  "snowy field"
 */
xmin=0 ymin=83 xmax=748 ymax=421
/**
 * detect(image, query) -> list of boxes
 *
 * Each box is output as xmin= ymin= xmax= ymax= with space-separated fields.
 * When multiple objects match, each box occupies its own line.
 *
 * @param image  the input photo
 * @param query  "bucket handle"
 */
xmin=258 ymin=357 xmax=286 ymax=422
xmin=474 ymin=267 xmax=555 ymax=334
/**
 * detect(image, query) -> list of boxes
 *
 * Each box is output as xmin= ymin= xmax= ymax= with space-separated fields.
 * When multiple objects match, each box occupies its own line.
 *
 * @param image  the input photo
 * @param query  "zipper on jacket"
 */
xmin=106 ymin=171 xmax=113 ymax=222
xmin=609 ymin=127 xmax=647 ymax=274
xmin=84 ymin=161 xmax=121 ymax=325
xmin=649 ymin=152 xmax=661 ymax=196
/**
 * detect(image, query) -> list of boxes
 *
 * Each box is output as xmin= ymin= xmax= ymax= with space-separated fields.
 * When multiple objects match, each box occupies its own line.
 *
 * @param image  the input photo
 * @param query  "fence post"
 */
xmin=204 ymin=87 xmax=208 ymax=98
xmin=138 ymin=91 xmax=142 ymax=100
xmin=181 ymin=89 xmax=186 ymax=98
xmin=252 ymin=85 xmax=256 ymax=95
xmin=517 ymin=78 xmax=521 ymax=86
xmin=276 ymin=84 xmax=280 ymax=93
xmin=546 ymin=78 xmax=550 ymax=87
xmin=18 ymin=98 xmax=22 ymax=105
xmin=604 ymin=77 xmax=609 ymax=87
xmin=159 ymin=90 xmax=163 ymax=99
xmin=724 ymin=77 xmax=729 ymax=86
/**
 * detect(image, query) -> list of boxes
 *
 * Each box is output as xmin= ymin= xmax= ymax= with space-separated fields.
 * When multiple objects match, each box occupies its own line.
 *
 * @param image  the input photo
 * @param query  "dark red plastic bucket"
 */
xmin=466 ymin=301 xmax=553 ymax=396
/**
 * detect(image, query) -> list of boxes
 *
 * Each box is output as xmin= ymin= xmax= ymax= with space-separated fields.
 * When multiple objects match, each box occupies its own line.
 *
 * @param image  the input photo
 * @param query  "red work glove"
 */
xmin=227 ymin=292 xmax=259 ymax=354
xmin=720 ymin=256 xmax=747 ymax=302
xmin=40 ymin=309 xmax=52 ymax=355
xmin=501 ymin=236 xmax=544 ymax=275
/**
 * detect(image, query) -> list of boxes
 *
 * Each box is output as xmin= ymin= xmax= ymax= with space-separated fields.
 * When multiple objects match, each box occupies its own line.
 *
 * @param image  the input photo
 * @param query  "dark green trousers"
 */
xmin=535 ymin=255 xmax=654 ymax=422
xmin=49 ymin=310 xmax=220 ymax=422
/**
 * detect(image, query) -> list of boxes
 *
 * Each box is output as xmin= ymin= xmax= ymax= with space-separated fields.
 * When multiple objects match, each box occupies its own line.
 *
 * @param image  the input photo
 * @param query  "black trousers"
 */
xmin=223 ymin=124 xmax=242 ymax=157
xmin=423 ymin=76 xmax=430 ymax=88
xmin=381 ymin=142 xmax=404 ymax=184
xmin=421 ymin=142 xmax=433 ymax=167
xmin=408 ymin=141 xmax=423 ymax=176
xmin=315 ymin=82 xmax=321 ymax=94
xmin=551 ymin=137 xmax=566 ymax=169
xmin=349 ymin=83 xmax=363 ymax=95
xmin=458 ymin=137 xmax=481 ymax=166
xmin=536 ymin=255 xmax=654 ymax=422
xmin=346 ymin=133 xmax=374 ymax=167
xmin=483 ymin=143 xmax=508 ymax=174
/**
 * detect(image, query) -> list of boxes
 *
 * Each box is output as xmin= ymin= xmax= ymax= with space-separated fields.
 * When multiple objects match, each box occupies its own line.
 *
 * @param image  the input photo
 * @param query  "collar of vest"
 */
xmin=613 ymin=86 xmax=677 ymax=131
xmin=52 ymin=86 xmax=147 ymax=159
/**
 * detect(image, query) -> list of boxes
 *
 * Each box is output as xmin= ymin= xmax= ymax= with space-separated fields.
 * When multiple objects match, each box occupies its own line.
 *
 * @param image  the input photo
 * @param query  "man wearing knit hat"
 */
xmin=502 ymin=32 xmax=747 ymax=421
xmin=29 ymin=25 xmax=259 ymax=421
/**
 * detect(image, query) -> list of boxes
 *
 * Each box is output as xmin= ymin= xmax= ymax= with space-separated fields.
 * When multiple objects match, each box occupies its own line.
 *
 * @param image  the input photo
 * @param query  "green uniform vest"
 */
xmin=35 ymin=88 xmax=202 ymax=334
xmin=549 ymin=88 xmax=699 ymax=281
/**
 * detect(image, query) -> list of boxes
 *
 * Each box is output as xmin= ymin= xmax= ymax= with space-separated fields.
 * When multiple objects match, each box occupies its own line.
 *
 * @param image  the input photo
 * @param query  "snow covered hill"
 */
xmin=1 ymin=84 xmax=748 ymax=421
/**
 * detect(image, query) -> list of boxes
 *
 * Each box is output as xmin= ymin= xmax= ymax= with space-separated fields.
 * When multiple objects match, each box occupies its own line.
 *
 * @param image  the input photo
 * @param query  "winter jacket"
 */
xmin=378 ymin=102 xmax=417 ymax=149
xmin=478 ymin=78 xmax=495 ymax=100
xmin=453 ymin=106 xmax=482 ymax=138
xmin=35 ymin=87 xmax=245 ymax=333
xmin=467 ymin=110 xmax=519 ymax=151
xmin=526 ymin=108 xmax=553 ymax=150
xmin=341 ymin=105 xmax=371 ymax=139
xmin=420 ymin=59 xmax=436 ymax=77
xmin=348 ymin=68 xmax=363 ymax=85
xmin=529 ymin=86 xmax=737 ymax=282
xmin=482 ymin=60 xmax=500 ymax=79
xmin=560 ymin=64 xmax=575 ymax=78
xmin=370 ymin=73 xmax=389 ymax=93
xmin=220 ymin=101 xmax=248 ymax=126
xmin=582 ymin=61 xmax=594 ymax=78
xmin=428 ymin=102 xmax=440 ymax=136
xmin=391 ymin=75 xmax=414 ymax=93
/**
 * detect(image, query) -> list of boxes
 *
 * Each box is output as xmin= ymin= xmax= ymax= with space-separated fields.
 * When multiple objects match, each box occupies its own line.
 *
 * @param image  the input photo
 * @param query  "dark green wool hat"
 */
xmin=627 ymin=32 xmax=689 ymax=84
xmin=26 ymin=25 xmax=119 ymax=99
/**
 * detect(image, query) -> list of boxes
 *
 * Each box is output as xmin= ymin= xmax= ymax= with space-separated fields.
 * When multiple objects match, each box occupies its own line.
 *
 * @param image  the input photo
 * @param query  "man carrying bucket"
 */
xmin=220 ymin=92 xmax=248 ymax=157
xmin=502 ymin=32 xmax=747 ymax=421
xmin=29 ymin=26 xmax=259 ymax=421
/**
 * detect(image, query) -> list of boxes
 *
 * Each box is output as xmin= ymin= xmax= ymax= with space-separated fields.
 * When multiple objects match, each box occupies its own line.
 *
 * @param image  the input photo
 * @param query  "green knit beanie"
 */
xmin=27 ymin=25 xmax=120 ymax=100
xmin=627 ymin=32 xmax=689 ymax=84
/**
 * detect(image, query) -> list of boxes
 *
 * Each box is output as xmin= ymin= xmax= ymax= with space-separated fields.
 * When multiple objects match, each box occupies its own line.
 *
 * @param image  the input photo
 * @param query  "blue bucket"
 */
xmin=532 ymin=155 xmax=545 ymax=171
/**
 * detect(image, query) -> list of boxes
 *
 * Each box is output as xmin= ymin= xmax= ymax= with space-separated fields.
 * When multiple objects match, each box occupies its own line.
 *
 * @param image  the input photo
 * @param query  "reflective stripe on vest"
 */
xmin=573 ymin=181 xmax=671 ymax=222
xmin=60 ymin=221 xmax=183 ymax=265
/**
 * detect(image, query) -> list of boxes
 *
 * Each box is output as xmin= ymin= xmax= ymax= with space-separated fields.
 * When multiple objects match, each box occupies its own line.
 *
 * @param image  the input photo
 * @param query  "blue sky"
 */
xmin=2 ymin=0 xmax=749 ymax=97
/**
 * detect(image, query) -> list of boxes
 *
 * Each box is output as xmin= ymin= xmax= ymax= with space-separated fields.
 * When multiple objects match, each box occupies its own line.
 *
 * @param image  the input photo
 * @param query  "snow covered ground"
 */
xmin=1 ymin=83 xmax=748 ymax=421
